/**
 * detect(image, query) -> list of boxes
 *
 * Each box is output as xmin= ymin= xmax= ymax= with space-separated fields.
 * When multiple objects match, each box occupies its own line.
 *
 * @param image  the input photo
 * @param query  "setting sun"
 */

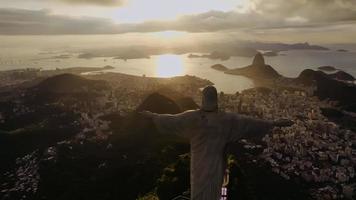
xmin=151 ymin=31 xmax=187 ymax=39
xmin=155 ymin=54 xmax=185 ymax=77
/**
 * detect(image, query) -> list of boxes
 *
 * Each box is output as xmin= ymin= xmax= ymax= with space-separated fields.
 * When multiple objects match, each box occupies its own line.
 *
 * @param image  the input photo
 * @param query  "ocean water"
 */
xmin=0 ymin=38 xmax=355 ymax=94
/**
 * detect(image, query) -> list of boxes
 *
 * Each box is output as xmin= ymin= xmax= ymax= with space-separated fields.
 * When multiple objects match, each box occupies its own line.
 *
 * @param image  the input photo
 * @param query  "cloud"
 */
xmin=250 ymin=0 xmax=356 ymax=23
xmin=166 ymin=0 xmax=356 ymax=32
xmin=113 ymin=0 xmax=356 ymax=33
xmin=58 ymin=0 xmax=125 ymax=6
xmin=1 ymin=8 xmax=260 ymax=35
xmin=0 ymin=8 xmax=120 ymax=34
xmin=1 ymin=0 xmax=356 ymax=36
xmin=118 ymin=10 xmax=328 ymax=33
xmin=110 ymin=10 xmax=280 ymax=33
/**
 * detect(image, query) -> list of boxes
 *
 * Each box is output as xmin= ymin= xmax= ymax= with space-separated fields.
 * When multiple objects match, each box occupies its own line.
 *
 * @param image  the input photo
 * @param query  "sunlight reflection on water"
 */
xmin=155 ymin=54 xmax=185 ymax=77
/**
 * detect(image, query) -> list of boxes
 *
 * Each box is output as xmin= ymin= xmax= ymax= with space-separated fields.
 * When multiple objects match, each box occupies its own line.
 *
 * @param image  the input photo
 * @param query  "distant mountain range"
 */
xmin=76 ymin=41 xmax=329 ymax=61
xmin=245 ymin=42 xmax=329 ymax=51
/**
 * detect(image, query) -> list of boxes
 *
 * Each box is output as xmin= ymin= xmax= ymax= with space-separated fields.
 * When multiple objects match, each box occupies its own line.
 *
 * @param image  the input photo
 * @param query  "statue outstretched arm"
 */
xmin=228 ymin=114 xmax=293 ymax=141
xmin=140 ymin=110 xmax=195 ymax=138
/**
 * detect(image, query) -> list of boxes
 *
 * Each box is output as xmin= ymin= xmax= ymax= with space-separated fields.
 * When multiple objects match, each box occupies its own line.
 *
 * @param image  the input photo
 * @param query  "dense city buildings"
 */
xmin=0 ymin=67 xmax=355 ymax=199
xmin=219 ymin=87 xmax=356 ymax=199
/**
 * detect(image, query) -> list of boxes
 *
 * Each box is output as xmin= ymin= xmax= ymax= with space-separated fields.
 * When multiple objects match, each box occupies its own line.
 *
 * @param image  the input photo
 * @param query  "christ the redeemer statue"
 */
xmin=141 ymin=86 xmax=293 ymax=200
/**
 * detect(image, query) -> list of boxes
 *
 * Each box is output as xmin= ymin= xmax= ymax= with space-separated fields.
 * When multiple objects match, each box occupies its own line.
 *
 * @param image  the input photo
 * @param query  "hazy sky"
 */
xmin=1 ymin=0 xmax=356 ymax=43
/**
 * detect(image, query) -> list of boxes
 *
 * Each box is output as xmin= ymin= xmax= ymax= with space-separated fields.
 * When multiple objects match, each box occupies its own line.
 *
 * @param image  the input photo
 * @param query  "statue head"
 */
xmin=201 ymin=85 xmax=218 ymax=112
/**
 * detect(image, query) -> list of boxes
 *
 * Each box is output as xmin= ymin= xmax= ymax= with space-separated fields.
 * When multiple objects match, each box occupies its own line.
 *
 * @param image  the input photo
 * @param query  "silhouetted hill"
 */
xmin=188 ymin=51 xmax=230 ymax=61
xmin=211 ymin=64 xmax=228 ymax=72
xmin=112 ymin=90 xmax=197 ymax=137
xmin=225 ymin=53 xmax=281 ymax=79
xmin=154 ymin=87 xmax=199 ymax=111
xmin=263 ymin=51 xmax=279 ymax=57
xmin=175 ymin=97 xmax=199 ymax=111
xmin=35 ymin=73 xmax=108 ymax=93
xmin=296 ymin=69 xmax=356 ymax=111
xmin=136 ymin=92 xmax=181 ymax=114
xmin=337 ymin=49 xmax=348 ymax=52
xmin=328 ymin=71 xmax=355 ymax=81
xmin=318 ymin=66 xmax=337 ymax=72
xmin=28 ymin=74 xmax=110 ymax=104
xmin=296 ymin=69 xmax=324 ymax=86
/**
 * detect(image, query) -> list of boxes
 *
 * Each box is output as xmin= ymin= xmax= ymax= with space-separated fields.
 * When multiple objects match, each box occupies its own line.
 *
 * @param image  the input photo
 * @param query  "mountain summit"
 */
xmin=224 ymin=53 xmax=280 ymax=80
xmin=252 ymin=53 xmax=265 ymax=66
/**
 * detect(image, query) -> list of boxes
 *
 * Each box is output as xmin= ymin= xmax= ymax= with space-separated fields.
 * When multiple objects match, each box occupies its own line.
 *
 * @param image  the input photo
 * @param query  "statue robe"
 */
xmin=151 ymin=110 xmax=273 ymax=200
